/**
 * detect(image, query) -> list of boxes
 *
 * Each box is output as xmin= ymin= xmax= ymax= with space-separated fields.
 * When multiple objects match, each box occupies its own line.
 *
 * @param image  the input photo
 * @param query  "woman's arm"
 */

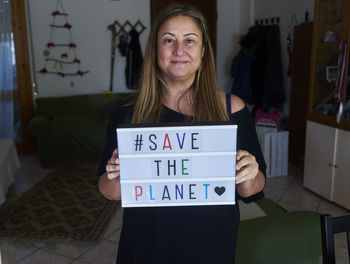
xmin=218 ymin=92 xmax=266 ymax=197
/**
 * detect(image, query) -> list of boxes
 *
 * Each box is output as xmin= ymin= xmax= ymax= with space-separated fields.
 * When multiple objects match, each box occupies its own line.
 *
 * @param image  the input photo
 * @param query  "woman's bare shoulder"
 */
xmin=217 ymin=90 xmax=245 ymax=114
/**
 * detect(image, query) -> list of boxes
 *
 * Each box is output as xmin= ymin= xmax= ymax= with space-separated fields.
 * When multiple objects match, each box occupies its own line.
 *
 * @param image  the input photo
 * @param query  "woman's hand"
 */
xmin=105 ymin=149 xmax=120 ymax=181
xmin=98 ymin=148 xmax=122 ymax=200
xmin=235 ymin=150 xmax=259 ymax=184
xmin=235 ymin=149 xmax=265 ymax=197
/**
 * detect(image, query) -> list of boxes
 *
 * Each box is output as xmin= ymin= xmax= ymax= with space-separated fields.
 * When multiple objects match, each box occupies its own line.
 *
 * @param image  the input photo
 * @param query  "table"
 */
xmin=0 ymin=139 xmax=20 ymax=206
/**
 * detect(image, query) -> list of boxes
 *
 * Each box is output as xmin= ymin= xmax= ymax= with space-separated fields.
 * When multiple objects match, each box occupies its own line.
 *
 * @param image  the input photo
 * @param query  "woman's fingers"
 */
xmin=105 ymin=148 xmax=120 ymax=180
xmin=236 ymin=150 xmax=254 ymax=169
xmin=106 ymin=170 xmax=120 ymax=180
xmin=113 ymin=148 xmax=118 ymax=156
xmin=236 ymin=165 xmax=257 ymax=183
xmin=235 ymin=150 xmax=258 ymax=184
xmin=106 ymin=162 xmax=120 ymax=172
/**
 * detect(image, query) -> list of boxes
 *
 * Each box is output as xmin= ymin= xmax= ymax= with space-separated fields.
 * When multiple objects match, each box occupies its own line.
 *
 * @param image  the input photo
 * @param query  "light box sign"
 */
xmin=116 ymin=123 xmax=237 ymax=207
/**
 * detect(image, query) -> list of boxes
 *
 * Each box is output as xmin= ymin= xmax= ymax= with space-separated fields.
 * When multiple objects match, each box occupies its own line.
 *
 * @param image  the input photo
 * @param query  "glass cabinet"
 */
xmin=304 ymin=0 xmax=350 ymax=209
xmin=308 ymin=0 xmax=350 ymax=130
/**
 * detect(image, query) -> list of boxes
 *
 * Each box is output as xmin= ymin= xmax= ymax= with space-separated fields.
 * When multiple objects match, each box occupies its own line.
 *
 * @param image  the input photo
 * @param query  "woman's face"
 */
xmin=157 ymin=15 xmax=204 ymax=85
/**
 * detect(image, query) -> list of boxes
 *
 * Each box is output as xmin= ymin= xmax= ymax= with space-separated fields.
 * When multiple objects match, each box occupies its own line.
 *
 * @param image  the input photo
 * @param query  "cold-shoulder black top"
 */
xmin=98 ymin=96 xmax=266 ymax=264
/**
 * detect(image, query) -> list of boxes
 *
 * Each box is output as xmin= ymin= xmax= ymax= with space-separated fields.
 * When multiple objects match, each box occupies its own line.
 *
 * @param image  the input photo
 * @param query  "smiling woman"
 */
xmin=98 ymin=3 xmax=266 ymax=264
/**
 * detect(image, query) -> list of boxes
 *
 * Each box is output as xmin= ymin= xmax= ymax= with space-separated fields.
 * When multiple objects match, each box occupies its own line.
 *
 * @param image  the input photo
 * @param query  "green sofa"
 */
xmin=236 ymin=198 xmax=322 ymax=264
xmin=29 ymin=93 xmax=133 ymax=164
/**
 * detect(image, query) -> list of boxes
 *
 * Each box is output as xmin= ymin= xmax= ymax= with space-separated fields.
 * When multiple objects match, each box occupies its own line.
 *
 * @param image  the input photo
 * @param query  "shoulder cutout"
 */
xmin=218 ymin=90 xmax=245 ymax=114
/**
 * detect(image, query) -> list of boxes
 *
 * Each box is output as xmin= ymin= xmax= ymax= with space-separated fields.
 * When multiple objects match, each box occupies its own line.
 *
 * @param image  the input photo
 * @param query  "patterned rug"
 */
xmin=0 ymin=166 xmax=120 ymax=241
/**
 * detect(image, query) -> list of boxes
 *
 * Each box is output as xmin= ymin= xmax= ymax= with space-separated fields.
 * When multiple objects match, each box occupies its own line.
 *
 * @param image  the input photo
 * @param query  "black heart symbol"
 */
xmin=214 ymin=186 xmax=225 ymax=196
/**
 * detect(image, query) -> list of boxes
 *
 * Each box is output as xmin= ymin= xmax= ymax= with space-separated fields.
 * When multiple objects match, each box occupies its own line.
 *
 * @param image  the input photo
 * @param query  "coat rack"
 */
xmin=107 ymin=19 xmax=146 ymax=92
xmin=255 ymin=17 xmax=280 ymax=26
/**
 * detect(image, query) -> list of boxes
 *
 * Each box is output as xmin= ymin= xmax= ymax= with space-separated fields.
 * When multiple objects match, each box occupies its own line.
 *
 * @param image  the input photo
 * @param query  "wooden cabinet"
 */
xmin=332 ymin=128 xmax=350 ymax=209
xmin=304 ymin=121 xmax=350 ymax=209
xmin=307 ymin=0 xmax=349 ymax=128
xmin=304 ymin=121 xmax=336 ymax=201
xmin=303 ymin=0 xmax=350 ymax=209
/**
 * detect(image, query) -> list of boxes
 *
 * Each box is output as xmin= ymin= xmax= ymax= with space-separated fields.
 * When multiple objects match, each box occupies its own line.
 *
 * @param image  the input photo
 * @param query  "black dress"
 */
xmin=98 ymin=99 xmax=266 ymax=264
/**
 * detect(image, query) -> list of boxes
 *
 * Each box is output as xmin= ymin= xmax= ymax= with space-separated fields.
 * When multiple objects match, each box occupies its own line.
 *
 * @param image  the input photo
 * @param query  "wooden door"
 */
xmin=11 ymin=0 xmax=35 ymax=154
xmin=150 ymin=0 xmax=217 ymax=56
xmin=288 ymin=24 xmax=312 ymax=166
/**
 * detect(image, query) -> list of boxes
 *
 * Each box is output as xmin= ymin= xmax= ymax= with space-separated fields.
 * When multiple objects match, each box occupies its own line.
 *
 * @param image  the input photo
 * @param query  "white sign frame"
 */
xmin=117 ymin=123 xmax=237 ymax=207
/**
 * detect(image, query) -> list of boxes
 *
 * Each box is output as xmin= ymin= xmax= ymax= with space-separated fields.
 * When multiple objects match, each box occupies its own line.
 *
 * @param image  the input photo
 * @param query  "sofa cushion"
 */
xmin=30 ymin=93 xmax=134 ymax=163
xmin=43 ymin=115 xmax=108 ymax=161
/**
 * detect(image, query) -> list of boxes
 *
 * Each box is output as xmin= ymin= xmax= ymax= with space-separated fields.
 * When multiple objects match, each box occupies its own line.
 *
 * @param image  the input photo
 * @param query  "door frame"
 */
xmin=10 ymin=0 xmax=35 ymax=154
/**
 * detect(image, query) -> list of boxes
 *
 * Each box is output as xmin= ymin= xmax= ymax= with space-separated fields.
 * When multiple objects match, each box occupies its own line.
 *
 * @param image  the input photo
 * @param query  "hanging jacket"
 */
xmin=230 ymin=50 xmax=256 ymax=102
xmin=241 ymin=24 xmax=285 ymax=111
xmin=125 ymin=29 xmax=143 ymax=90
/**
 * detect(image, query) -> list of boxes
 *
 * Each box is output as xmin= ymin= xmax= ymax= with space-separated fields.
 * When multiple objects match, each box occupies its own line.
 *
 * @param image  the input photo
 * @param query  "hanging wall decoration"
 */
xmin=38 ymin=0 xmax=89 ymax=84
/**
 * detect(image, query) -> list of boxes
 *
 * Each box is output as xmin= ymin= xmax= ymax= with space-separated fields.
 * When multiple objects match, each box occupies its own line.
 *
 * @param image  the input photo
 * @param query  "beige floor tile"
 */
xmin=239 ymin=200 xmax=266 ymax=220
xmin=278 ymin=184 xmax=321 ymax=212
xmin=38 ymin=238 xmax=97 ymax=259
xmin=78 ymin=240 xmax=118 ymax=264
xmin=264 ymin=175 xmax=293 ymax=202
xmin=0 ymin=240 xmax=38 ymax=264
xmin=334 ymin=233 xmax=349 ymax=264
xmin=17 ymin=249 xmax=73 ymax=264
xmin=317 ymin=199 xmax=349 ymax=217
xmin=105 ymin=226 xmax=122 ymax=243
xmin=102 ymin=206 xmax=123 ymax=240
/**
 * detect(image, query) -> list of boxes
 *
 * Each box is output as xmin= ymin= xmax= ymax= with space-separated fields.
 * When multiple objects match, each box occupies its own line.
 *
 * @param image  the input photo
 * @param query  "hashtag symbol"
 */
xmin=134 ymin=134 xmax=143 ymax=151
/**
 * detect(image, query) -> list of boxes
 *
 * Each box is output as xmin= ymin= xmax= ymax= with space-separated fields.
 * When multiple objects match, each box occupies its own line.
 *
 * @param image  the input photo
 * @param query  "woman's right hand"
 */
xmin=105 ymin=148 xmax=120 ymax=181
xmin=99 ymin=148 xmax=121 ymax=200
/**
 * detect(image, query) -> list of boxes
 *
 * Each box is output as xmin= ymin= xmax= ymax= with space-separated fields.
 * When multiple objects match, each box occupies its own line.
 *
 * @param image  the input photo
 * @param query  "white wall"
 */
xmin=216 ymin=0 xmax=255 ymax=93
xmin=27 ymin=0 xmax=150 ymax=98
xmin=216 ymin=0 xmax=239 ymax=92
xmin=27 ymin=0 xmax=315 ymax=117
xmin=28 ymin=0 xmax=239 ymax=98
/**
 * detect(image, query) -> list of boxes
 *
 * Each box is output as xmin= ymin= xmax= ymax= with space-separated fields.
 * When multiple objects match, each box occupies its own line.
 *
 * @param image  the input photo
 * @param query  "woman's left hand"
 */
xmin=235 ymin=149 xmax=259 ymax=184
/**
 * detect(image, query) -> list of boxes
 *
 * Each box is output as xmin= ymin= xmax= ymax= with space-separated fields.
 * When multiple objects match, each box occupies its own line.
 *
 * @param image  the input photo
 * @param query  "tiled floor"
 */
xmin=1 ymin=155 xmax=349 ymax=264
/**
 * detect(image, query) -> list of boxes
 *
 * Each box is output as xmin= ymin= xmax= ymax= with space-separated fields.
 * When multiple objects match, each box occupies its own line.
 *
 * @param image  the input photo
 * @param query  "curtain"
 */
xmin=0 ymin=0 xmax=15 ymax=139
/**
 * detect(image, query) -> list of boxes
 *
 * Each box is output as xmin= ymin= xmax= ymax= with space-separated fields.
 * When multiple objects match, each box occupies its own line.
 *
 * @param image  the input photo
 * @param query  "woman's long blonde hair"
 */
xmin=131 ymin=3 xmax=228 ymax=123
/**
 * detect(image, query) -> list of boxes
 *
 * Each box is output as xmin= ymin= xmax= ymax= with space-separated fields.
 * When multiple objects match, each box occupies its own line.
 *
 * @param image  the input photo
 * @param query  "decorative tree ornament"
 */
xmin=38 ymin=0 xmax=89 ymax=79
